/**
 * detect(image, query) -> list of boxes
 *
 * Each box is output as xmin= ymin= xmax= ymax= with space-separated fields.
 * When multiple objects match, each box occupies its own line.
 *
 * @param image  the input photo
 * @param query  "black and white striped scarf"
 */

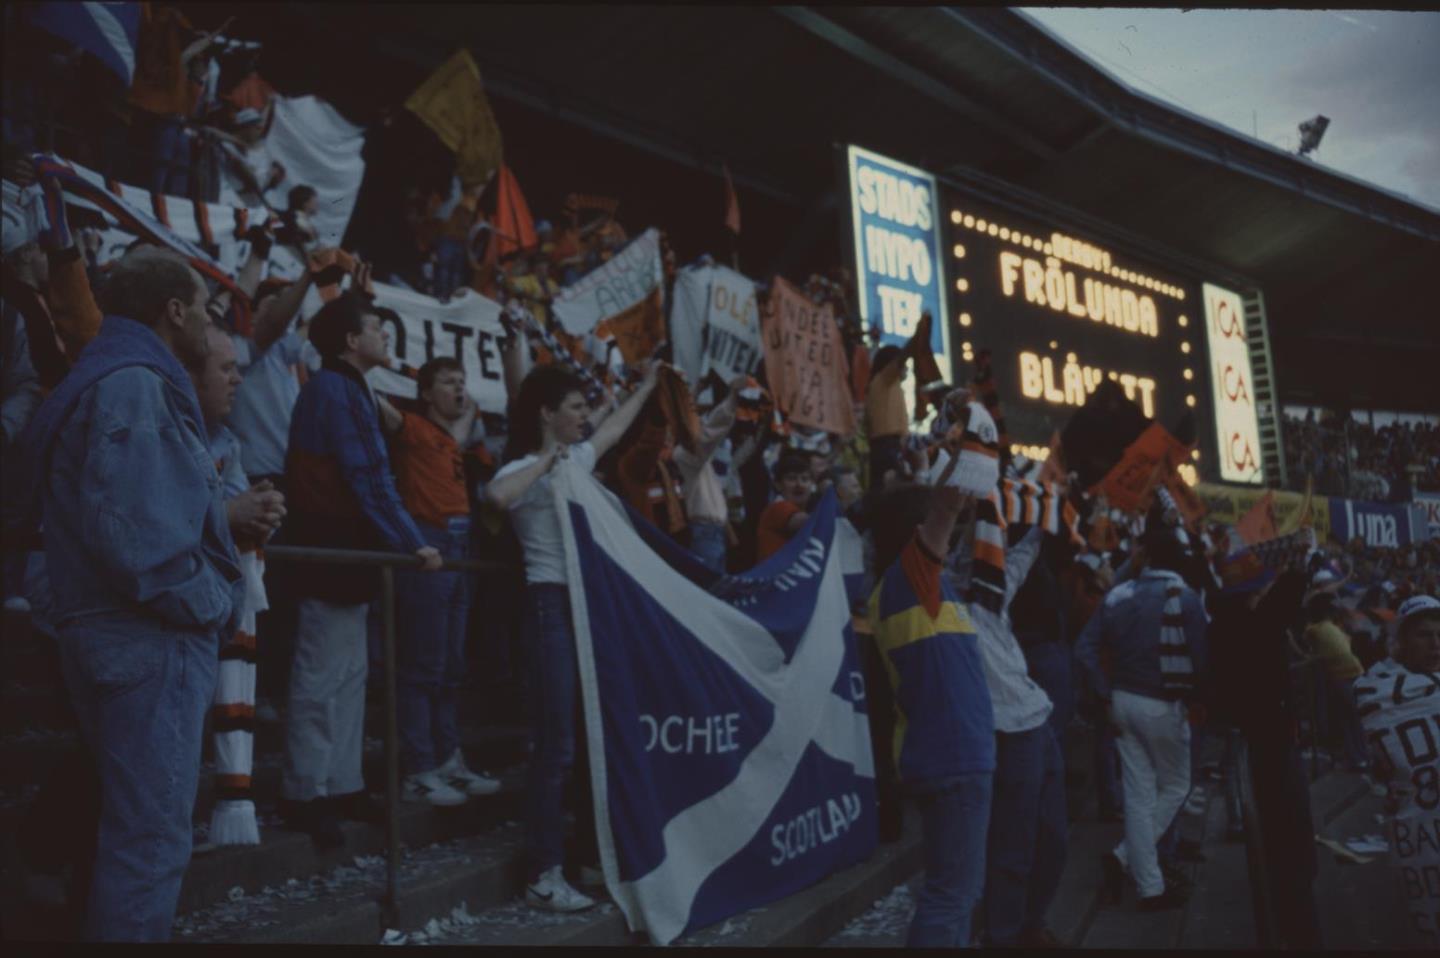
xmin=1153 ymin=569 xmax=1195 ymax=698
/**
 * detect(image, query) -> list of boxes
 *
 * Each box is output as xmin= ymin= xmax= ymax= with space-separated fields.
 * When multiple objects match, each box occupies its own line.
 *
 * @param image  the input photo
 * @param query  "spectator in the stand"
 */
xmin=1077 ymin=524 xmax=1207 ymax=912
xmin=867 ymin=447 xmax=991 ymax=948
xmin=485 ymin=361 xmax=661 ymax=913
xmin=17 ymin=247 xmax=241 ymax=941
xmin=217 ymin=106 xmax=285 ymax=209
xmin=672 ymin=375 xmax=746 ymax=572
xmin=128 ymin=6 xmax=223 ymax=196
xmin=1302 ymin=592 xmax=1368 ymax=771
xmin=864 ymin=318 xmax=933 ymax=489
xmin=375 ymin=357 xmax=501 ymax=805
xmin=755 ymin=449 xmax=814 ymax=562
xmin=278 ymin=184 xmax=321 ymax=255
xmin=189 ymin=324 xmax=285 ymax=846
xmin=279 ymin=290 xmax=442 ymax=848
xmin=222 ymin=250 xmax=319 ymax=718
xmin=1355 ymin=594 xmax=1440 ymax=949
xmin=970 ymin=523 xmax=1067 ymax=946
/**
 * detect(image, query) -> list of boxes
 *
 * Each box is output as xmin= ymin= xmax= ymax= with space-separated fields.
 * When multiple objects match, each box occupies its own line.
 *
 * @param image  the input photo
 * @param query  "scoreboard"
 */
xmin=845 ymin=145 xmax=1266 ymax=485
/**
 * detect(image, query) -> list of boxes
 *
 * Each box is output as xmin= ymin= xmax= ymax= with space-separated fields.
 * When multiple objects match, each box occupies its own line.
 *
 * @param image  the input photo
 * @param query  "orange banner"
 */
xmin=760 ymin=277 xmax=855 ymax=436
xmin=1094 ymin=421 xmax=1188 ymax=514
xmin=596 ymin=287 xmax=665 ymax=365
xmin=1236 ymin=490 xmax=1279 ymax=545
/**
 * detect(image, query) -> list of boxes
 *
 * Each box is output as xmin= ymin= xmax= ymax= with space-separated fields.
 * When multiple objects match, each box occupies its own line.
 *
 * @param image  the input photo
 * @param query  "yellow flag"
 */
xmin=404 ymin=50 xmax=503 ymax=187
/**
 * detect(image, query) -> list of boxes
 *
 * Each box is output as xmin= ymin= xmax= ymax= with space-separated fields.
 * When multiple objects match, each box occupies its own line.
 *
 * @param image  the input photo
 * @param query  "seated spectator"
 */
xmin=1302 ymin=593 xmax=1367 ymax=770
xmin=375 ymin=357 xmax=501 ymax=805
xmin=278 ymin=290 xmax=442 ymax=848
xmin=755 ymin=449 xmax=814 ymax=563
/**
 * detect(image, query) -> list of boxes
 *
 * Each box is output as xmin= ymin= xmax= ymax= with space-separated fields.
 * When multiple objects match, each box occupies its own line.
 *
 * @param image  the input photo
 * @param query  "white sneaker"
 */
xmin=402 ymin=770 xmax=468 ymax=806
xmin=526 ymin=866 xmax=596 ymax=913
xmin=438 ymin=749 xmax=501 ymax=796
xmin=3 ymin=596 xmax=31 ymax=613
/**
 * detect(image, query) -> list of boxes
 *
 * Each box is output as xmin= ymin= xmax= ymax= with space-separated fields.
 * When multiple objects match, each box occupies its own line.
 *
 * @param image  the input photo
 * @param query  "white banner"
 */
xmin=218 ymin=94 xmax=366 ymax=248
xmin=1202 ymin=282 xmax=1264 ymax=485
xmin=670 ymin=263 xmax=763 ymax=386
xmin=552 ymin=227 xmax=663 ymax=336
xmin=366 ymin=285 xmax=509 ymax=413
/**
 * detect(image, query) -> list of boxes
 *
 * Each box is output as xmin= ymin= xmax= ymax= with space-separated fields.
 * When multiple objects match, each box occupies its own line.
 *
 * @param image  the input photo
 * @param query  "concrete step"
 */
xmin=384 ymin=805 xmax=927 ymax=948
xmin=177 ymin=824 xmax=529 ymax=943
xmin=179 ymin=766 xmax=528 ymax=918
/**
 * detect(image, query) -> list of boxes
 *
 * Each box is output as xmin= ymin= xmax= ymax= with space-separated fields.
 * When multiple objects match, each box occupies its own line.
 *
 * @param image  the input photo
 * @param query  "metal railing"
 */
xmin=261 ymin=544 xmax=509 ymax=933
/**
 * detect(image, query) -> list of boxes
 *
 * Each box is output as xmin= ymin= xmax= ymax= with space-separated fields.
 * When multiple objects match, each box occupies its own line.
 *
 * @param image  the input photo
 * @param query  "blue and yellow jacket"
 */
xmin=868 ymin=534 xmax=996 ymax=785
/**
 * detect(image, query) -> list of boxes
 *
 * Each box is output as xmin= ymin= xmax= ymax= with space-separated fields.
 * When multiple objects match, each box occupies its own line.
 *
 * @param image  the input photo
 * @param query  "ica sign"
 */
xmin=847 ymin=145 xmax=948 ymax=365
xmin=1202 ymin=283 xmax=1263 ymax=484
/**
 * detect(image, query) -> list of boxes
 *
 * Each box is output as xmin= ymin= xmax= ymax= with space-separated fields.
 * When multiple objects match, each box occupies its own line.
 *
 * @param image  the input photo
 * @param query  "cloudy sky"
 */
xmin=1019 ymin=9 xmax=1440 ymax=211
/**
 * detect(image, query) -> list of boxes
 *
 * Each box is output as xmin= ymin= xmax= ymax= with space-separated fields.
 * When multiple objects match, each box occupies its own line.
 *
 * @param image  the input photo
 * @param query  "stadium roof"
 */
xmin=229 ymin=4 xmax=1439 ymax=410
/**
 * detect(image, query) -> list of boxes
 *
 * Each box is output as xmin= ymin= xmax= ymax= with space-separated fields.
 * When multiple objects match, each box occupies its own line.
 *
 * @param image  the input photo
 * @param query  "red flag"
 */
xmin=722 ymin=163 xmax=741 ymax=235
xmin=492 ymin=165 xmax=536 ymax=259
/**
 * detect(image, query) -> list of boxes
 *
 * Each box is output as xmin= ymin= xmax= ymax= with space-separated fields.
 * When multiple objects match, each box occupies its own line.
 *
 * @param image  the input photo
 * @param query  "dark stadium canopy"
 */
xmin=208 ymin=4 xmax=1440 ymax=411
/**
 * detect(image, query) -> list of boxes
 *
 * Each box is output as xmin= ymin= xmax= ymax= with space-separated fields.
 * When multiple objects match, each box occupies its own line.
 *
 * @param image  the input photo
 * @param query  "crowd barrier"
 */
xmin=260 ymin=544 xmax=508 ymax=930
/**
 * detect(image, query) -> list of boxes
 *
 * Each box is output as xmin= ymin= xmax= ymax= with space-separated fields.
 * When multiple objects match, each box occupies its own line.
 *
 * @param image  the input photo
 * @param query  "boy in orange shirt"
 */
xmin=377 ymin=357 xmax=500 ymax=805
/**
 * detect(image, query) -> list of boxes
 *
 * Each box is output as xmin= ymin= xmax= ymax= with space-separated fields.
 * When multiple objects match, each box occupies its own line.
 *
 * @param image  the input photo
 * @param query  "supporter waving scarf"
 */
xmin=29 ymin=155 xmax=255 ymax=334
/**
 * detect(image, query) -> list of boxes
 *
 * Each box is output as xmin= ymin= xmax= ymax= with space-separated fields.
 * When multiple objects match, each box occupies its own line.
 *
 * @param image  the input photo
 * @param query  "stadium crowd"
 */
xmin=1 ymin=4 xmax=1436 ymax=948
xmin=1281 ymin=410 xmax=1440 ymax=501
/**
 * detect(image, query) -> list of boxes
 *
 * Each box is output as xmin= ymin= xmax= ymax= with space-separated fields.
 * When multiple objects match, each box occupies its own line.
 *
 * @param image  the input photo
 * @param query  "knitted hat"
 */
xmin=944 ymin=400 xmax=1000 ymax=496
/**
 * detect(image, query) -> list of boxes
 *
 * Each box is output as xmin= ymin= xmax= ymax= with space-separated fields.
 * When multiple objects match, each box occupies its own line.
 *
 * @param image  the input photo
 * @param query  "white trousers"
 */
xmin=1111 ymin=689 xmax=1191 ymax=897
xmin=282 ymin=599 xmax=369 ymax=801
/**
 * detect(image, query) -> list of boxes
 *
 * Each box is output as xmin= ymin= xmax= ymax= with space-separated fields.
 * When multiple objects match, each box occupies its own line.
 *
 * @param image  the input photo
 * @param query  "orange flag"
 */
xmin=596 ymin=287 xmax=665 ymax=365
xmin=491 ymin=166 xmax=536 ymax=260
xmin=722 ymin=163 xmax=741 ymax=235
xmin=1094 ymin=421 xmax=1187 ymax=514
xmin=1236 ymin=491 xmax=1279 ymax=546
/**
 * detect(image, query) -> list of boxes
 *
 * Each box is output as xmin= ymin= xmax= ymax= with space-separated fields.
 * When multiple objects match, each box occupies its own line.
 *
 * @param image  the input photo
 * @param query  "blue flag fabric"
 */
xmin=554 ymin=468 xmax=876 ymax=944
xmin=28 ymin=2 xmax=140 ymax=86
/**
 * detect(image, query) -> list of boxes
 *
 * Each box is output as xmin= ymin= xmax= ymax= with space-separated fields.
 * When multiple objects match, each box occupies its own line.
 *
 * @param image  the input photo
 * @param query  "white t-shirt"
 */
xmin=493 ymin=441 xmax=597 ymax=585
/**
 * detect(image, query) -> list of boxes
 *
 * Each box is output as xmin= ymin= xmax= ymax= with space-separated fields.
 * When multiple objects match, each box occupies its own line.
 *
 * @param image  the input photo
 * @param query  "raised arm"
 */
xmin=589 ymin=361 xmax=663 ymax=459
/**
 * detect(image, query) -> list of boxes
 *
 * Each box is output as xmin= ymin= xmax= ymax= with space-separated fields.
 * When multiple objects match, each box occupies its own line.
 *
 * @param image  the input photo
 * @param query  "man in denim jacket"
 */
xmin=15 ymin=247 xmax=242 ymax=941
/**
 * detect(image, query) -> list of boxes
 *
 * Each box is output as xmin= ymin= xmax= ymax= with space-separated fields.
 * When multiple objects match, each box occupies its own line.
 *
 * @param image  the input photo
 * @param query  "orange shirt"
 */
xmin=756 ymin=499 xmax=802 ymax=562
xmin=390 ymin=412 xmax=470 ymax=528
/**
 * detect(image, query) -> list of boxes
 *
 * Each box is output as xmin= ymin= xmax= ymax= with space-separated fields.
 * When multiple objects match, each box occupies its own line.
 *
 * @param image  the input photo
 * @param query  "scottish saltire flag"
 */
xmin=554 ymin=466 xmax=877 ymax=945
xmin=27 ymin=2 xmax=140 ymax=86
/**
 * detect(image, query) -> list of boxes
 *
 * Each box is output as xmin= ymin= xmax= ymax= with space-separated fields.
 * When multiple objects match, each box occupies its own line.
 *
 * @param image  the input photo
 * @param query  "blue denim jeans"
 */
xmin=57 ymin=617 xmax=218 ymax=941
xmin=396 ymin=518 xmax=471 ymax=775
xmin=524 ymin=583 xmax=579 ymax=880
xmin=689 ymin=520 xmax=728 ymax=573
xmin=983 ymin=723 xmax=1069 ymax=945
xmin=906 ymin=772 xmax=994 ymax=948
